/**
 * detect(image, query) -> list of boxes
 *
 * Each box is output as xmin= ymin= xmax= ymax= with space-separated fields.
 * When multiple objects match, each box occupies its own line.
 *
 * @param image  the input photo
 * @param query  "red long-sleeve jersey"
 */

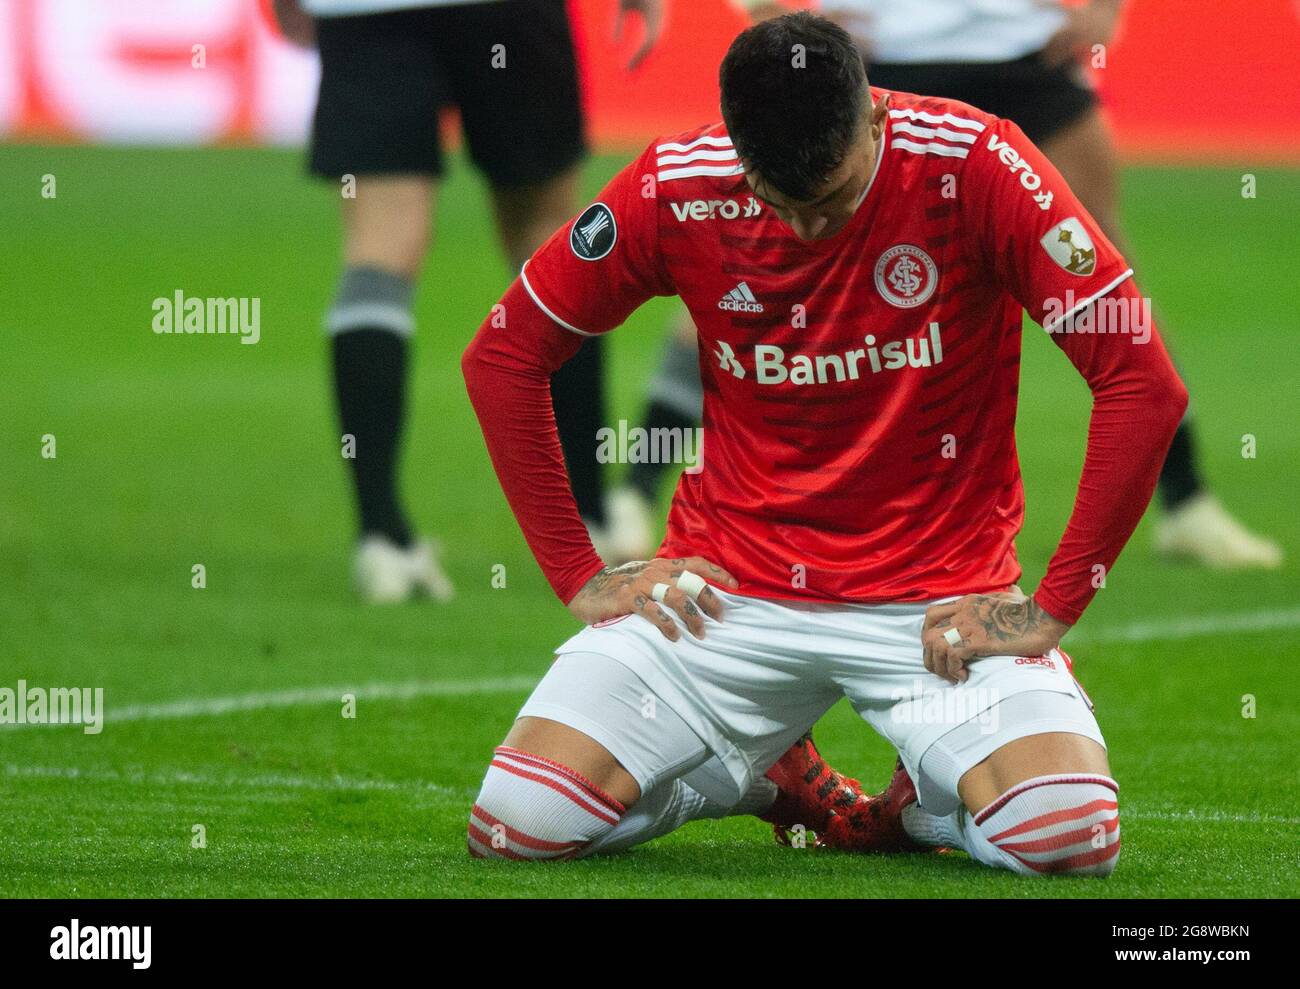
xmin=463 ymin=89 xmax=1188 ymax=625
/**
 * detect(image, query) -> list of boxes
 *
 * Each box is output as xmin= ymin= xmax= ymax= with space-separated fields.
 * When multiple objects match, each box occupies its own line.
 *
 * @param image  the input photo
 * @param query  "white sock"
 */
xmin=961 ymin=774 xmax=1121 ymax=876
xmin=468 ymin=746 xmax=624 ymax=860
xmin=584 ymin=776 xmax=777 ymax=856
xmin=901 ymin=802 xmax=965 ymax=848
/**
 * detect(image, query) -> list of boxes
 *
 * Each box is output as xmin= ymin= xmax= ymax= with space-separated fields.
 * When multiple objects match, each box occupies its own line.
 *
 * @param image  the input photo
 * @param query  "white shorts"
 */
xmin=520 ymin=588 xmax=1104 ymax=815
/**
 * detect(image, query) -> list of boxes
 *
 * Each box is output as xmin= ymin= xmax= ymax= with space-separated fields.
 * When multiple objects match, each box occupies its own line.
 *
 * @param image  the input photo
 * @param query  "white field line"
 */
xmin=3 ymin=607 xmax=1296 ymax=732
xmin=4 ymin=762 xmax=1295 ymax=827
xmin=1068 ymin=606 xmax=1300 ymax=646
xmin=104 ymin=605 xmax=1300 ymax=723
xmin=107 ymin=675 xmax=540 ymax=724
xmin=1124 ymin=807 xmax=1300 ymax=827
xmin=2 ymin=762 xmax=473 ymax=800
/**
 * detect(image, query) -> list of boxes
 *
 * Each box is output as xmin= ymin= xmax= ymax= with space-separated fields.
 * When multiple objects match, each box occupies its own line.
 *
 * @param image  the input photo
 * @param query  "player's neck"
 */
xmin=852 ymin=137 xmax=885 ymax=212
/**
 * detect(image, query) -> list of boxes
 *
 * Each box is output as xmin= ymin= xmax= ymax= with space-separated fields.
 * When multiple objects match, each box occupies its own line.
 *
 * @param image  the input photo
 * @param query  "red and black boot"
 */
xmin=816 ymin=758 xmax=935 ymax=853
xmin=760 ymin=732 xmax=869 ymax=843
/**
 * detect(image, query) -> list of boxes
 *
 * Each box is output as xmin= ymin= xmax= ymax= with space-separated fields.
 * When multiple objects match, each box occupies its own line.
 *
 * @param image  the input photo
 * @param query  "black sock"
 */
xmin=1158 ymin=418 xmax=1204 ymax=511
xmin=332 ymin=328 xmax=412 ymax=547
xmin=627 ymin=399 xmax=699 ymax=502
xmin=551 ymin=335 xmax=607 ymax=526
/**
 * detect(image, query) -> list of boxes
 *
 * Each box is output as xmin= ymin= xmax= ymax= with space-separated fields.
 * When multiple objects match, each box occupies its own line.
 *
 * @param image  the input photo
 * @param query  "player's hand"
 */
xmin=920 ymin=589 xmax=1071 ymax=685
xmin=567 ymin=557 xmax=739 ymax=641
xmin=615 ymin=0 xmax=666 ymax=71
xmin=1039 ymin=0 xmax=1123 ymax=69
xmin=271 ymin=0 xmax=315 ymax=48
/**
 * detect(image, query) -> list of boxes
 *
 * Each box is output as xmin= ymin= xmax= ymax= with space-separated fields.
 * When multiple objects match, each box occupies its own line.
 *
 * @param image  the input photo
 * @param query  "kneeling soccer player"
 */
xmin=460 ymin=12 xmax=1187 ymax=876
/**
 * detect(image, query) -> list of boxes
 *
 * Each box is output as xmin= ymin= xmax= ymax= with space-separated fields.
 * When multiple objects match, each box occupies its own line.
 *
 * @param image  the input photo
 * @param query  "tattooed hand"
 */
xmin=567 ymin=557 xmax=739 ymax=642
xmin=920 ymin=589 xmax=1071 ymax=684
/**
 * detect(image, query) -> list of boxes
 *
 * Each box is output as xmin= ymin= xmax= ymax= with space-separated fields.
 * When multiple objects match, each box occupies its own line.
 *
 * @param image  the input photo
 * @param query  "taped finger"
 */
xmin=676 ymin=571 xmax=707 ymax=601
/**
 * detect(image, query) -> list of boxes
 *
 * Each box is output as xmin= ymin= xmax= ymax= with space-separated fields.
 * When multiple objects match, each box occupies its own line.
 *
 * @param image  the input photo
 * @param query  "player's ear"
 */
xmin=870 ymin=90 xmax=890 ymax=128
xmin=867 ymin=90 xmax=889 ymax=142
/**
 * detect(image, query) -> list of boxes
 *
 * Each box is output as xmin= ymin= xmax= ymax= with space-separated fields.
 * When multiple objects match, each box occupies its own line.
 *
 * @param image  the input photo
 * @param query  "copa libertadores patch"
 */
xmin=1039 ymin=216 xmax=1097 ymax=275
xmin=570 ymin=202 xmax=617 ymax=261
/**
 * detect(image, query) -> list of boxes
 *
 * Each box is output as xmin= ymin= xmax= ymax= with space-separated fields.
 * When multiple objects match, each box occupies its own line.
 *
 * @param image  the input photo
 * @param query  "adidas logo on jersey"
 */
xmin=718 ymin=282 xmax=764 ymax=313
xmin=670 ymin=197 xmax=762 ymax=222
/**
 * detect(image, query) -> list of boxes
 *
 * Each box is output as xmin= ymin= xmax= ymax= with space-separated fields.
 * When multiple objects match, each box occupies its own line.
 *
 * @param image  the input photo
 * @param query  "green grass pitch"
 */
xmin=1 ymin=145 xmax=1297 ymax=897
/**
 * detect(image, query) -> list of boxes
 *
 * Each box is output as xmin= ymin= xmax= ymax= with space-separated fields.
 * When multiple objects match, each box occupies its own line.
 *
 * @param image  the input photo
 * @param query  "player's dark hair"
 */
xmin=719 ymin=11 xmax=867 ymax=202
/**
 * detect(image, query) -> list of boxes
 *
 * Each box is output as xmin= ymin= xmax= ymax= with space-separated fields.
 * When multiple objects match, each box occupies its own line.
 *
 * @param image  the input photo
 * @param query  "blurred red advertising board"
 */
xmin=2 ymin=0 xmax=1297 ymax=162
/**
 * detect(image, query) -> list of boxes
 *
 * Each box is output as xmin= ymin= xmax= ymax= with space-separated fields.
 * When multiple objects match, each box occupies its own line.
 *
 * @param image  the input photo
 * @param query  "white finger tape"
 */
xmin=651 ymin=582 xmax=670 ymax=603
xmin=675 ymin=571 xmax=707 ymax=601
xmin=943 ymin=627 xmax=963 ymax=647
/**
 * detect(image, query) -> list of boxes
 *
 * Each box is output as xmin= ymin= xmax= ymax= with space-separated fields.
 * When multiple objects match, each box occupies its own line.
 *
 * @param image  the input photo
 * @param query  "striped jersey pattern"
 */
xmin=888 ymin=105 xmax=986 ymax=160
xmin=656 ymin=133 xmax=743 ymax=183
xmin=655 ymin=100 xmax=990 ymax=184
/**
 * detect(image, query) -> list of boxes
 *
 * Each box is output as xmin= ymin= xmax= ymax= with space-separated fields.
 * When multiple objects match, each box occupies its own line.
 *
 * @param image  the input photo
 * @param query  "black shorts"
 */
xmin=309 ymin=0 xmax=586 ymax=188
xmin=866 ymin=52 xmax=1096 ymax=146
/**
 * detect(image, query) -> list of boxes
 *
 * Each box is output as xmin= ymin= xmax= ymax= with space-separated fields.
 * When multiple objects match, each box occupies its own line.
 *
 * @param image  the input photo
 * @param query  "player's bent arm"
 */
xmin=462 ymin=279 xmax=602 ymax=603
xmin=921 ymin=281 xmax=1187 ymax=683
xmin=463 ymin=139 xmax=728 ymax=636
xmin=928 ymin=117 xmax=1188 ymax=681
xmin=461 ymin=282 xmax=736 ymax=639
xmin=1033 ymin=277 xmax=1189 ymax=625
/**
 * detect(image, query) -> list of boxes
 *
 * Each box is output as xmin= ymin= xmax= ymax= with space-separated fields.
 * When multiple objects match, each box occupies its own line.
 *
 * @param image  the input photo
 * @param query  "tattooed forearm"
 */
xmin=581 ymin=558 xmax=726 ymax=599
xmin=581 ymin=562 xmax=647 ymax=597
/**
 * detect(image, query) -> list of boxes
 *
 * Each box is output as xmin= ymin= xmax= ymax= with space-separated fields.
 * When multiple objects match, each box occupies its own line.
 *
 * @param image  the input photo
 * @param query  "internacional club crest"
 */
xmin=570 ymin=202 xmax=617 ymax=261
xmin=874 ymin=244 xmax=938 ymax=308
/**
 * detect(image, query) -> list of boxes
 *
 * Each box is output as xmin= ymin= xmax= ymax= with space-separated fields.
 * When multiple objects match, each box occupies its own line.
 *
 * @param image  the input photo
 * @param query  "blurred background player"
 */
xmin=614 ymin=0 xmax=1282 ymax=571
xmin=274 ymin=0 xmax=665 ymax=603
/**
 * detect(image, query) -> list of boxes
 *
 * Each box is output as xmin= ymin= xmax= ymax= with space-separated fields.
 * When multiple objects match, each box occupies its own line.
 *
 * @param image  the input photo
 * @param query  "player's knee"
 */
xmin=467 ymin=745 xmax=624 ymax=861
xmin=342 ymin=181 xmax=432 ymax=277
xmin=344 ymin=223 xmax=429 ymax=280
xmin=973 ymin=774 xmax=1121 ymax=878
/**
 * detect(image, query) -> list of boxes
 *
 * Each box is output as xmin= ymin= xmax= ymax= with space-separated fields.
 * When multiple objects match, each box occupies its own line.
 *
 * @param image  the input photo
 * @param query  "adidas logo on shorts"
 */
xmin=718 ymin=281 xmax=764 ymax=313
xmin=1014 ymin=654 xmax=1057 ymax=670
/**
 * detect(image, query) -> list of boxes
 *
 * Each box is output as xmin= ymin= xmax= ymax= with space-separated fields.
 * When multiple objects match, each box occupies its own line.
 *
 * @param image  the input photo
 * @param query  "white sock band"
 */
xmin=468 ymin=746 xmax=625 ymax=860
xmin=965 ymin=774 xmax=1121 ymax=877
